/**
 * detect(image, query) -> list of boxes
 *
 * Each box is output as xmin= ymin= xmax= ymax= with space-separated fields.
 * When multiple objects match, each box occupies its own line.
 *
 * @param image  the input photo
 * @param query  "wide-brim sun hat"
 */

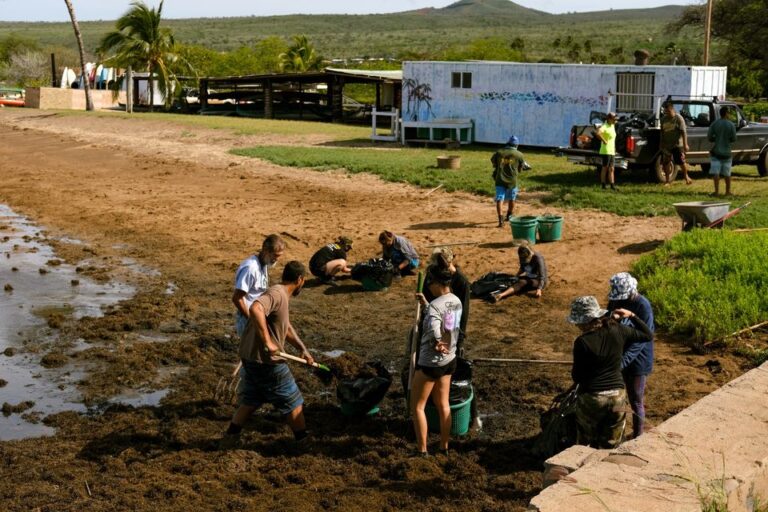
xmin=608 ymin=272 xmax=638 ymax=301
xmin=567 ymin=295 xmax=608 ymax=325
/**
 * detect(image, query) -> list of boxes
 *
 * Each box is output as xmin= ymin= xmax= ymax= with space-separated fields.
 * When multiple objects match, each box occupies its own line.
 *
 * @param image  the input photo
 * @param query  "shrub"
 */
xmin=632 ymin=230 xmax=768 ymax=348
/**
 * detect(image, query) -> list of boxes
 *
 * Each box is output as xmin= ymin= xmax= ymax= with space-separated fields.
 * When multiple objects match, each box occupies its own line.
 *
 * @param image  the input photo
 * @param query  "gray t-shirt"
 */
xmin=418 ymin=293 xmax=463 ymax=367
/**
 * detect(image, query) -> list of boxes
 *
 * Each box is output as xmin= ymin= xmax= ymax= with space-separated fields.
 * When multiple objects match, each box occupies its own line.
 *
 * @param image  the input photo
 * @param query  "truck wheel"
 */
xmin=758 ymin=150 xmax=768 ymax=177
xmin=650 ymin=155 xmax=677 ymax=183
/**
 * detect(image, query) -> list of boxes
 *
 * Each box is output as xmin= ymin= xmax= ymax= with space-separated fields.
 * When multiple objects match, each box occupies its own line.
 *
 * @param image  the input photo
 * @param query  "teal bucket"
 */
xmin=340 ymin=402 xmax=380 ymax=417
xmin=510 ymin=216 xmax=539 ymax=244
xmin=425 ymin=388 xmax=474 ymax=436
xmin=537 ymin=214 xmax=564 ymax=242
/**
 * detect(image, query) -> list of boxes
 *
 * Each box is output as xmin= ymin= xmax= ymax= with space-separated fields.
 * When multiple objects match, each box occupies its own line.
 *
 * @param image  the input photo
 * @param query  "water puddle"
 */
xmin=0 ymin=204 xmax=164 ymax=440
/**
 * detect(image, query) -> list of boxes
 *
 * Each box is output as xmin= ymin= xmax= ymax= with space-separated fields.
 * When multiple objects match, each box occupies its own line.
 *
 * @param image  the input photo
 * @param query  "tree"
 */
xmin=670 ymin=0 xmax=768 ymax=97
xmin=1 ymin=50 xmax=48 ymax=87
xmin=98 ymin=0 xmax=186 ymax=110
xmin=64 ymin=0 xmax=94 ymax=111
xmin=279 ymin=35 xmax=323 ymax=73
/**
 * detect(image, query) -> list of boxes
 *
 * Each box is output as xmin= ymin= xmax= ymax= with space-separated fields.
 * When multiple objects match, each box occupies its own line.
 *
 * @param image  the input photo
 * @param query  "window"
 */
xmin=451 ymin=72 xmax=472 ymax=89
xmin=615 ymin=72 xmax=655 ymax=113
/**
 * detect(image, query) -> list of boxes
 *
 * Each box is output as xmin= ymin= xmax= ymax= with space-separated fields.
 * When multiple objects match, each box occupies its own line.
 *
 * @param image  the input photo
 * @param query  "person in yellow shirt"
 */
xmin=596 ymin=112 xmax=618 ymax=191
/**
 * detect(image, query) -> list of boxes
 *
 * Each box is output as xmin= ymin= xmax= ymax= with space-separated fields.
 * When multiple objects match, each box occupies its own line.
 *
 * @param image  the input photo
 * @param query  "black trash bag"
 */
xmin=532 ymin=385 xmax=579 ymax=459
xmin=470 ymin=272 xmax=519 ymax=300
xmin=336 ymin=361 xmax=392 ymax=413
xmin=350 ymin=258 xmax=394 ymax=290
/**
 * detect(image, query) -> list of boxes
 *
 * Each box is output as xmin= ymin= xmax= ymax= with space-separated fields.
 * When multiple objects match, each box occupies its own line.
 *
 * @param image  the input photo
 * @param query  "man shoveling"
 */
xmin=225 ymin=261 xmax=314 ymax=442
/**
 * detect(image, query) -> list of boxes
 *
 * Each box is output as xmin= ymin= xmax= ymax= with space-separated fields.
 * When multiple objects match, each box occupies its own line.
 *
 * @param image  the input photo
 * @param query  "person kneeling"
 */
xmin=309 ymin=236 xmax=353 ymax=284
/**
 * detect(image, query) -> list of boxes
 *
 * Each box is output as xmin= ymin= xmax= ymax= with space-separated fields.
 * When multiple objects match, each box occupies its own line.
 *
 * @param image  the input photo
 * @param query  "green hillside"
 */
xmin=0 ymin=0 xmax=696 ymax=64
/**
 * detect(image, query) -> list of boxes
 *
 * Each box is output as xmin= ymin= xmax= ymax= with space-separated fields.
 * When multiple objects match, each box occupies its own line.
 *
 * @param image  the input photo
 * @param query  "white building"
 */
xmin=402 ymin=61 xmax=728 ymax=147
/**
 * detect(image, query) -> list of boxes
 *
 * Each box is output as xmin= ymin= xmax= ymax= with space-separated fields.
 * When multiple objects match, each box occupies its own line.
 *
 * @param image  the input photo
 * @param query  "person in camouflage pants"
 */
xmin=573 ymin=389 xmax=628 ymax=449
xmin=566 ymin=296 xmax=653 ymax=449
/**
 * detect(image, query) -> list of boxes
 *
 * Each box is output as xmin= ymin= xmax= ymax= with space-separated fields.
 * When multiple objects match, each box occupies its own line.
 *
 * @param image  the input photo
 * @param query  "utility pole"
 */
xmin=703 ymin=0 xmax=714 ymax=65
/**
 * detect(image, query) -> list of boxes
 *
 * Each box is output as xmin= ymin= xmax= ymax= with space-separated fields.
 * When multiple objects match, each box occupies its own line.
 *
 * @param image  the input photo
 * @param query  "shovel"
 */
xmin=406 ymin=271 xmax=425 ymax=396
xmin=214 ymin=352 xmax=335 ymax=404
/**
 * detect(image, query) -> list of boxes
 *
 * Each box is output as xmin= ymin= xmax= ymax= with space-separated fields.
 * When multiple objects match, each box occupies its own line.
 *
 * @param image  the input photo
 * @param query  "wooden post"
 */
xmin=703 ymin=0 xmax=713 ymax=65
xmin=50 ymin=53 xmax=58 ymax=87
xmin=126 ymin=66 xmax=133 ymax=114
xmin=264 ymin=80 xmax=273 ymax=119
xmin=200 ymin=78 xmax=208 ymax=110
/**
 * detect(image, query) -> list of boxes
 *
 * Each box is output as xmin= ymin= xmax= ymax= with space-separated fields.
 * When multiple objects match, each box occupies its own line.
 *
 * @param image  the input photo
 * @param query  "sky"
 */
xmin=0 ymin=0 xmax=699 ymax=22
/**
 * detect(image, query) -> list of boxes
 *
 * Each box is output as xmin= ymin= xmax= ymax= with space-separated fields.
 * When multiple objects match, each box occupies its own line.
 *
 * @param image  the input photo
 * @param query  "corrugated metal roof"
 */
xmin=325 ymin=68 xmax=402 ymax=81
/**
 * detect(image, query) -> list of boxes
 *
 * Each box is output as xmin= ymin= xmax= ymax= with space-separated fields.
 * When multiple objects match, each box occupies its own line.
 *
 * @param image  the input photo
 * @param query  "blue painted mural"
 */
xmin=479 ymin=91 xmax=609 ymax=109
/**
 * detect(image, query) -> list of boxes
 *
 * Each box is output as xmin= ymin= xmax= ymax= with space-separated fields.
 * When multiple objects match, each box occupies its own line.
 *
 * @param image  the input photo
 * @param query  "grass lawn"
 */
xmin=232 ymin=142 xmax=768 ymax=229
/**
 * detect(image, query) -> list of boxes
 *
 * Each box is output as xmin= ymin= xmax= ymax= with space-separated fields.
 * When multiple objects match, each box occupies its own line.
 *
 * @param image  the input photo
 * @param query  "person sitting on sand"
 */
xmin=491 ymin=243 xmax=548 ymax=302
xmin=309 ymin=236 xmax=353 ymax=284
xmin=411 ymin=260 xmax=463 ymax=456
xmin=379 ymin=230 xmax=419 ymax=276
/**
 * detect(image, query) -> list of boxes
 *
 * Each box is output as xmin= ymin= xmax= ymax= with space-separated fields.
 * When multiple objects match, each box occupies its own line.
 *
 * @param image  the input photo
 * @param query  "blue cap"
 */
xmin=507 ymin=135 xmax=519 ymax=146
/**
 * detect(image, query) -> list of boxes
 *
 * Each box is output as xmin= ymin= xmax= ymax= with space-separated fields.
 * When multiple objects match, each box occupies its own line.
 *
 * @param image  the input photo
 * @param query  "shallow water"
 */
xmin=0 ymin=204 xmax=157 ymax=440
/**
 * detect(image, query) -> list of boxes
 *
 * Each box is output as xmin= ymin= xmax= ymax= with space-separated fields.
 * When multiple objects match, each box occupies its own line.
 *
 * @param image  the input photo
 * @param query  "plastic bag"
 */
xmin=336 ymin=361 xmax=392 ymax=412
xmin=350 ymin=258 xmax=394 ymax=290
xmin=470 ymin=272 xmax=519 ymax=300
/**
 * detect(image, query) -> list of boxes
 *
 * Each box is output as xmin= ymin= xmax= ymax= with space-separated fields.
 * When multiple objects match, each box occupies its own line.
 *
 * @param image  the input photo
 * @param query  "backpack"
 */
xmin=532 ymin=385 xmax=579 ymax=458
xmin=470 ymin=272 xmax=519 ymax=300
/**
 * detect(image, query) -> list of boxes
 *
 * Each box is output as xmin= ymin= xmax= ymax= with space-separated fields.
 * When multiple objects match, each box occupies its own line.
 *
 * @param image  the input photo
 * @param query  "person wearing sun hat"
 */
xmin=309 ymin=236 xmax=354 ymax=284
xmin=607 ymin=272 xmax=655 ymax=439
xmin=567 ymin=295 xmax=653 ymax=449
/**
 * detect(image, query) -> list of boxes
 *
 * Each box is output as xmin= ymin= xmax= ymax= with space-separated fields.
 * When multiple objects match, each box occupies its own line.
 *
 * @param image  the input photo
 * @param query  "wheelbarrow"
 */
xmin=672 ymin=201 xmax=750 ymax=231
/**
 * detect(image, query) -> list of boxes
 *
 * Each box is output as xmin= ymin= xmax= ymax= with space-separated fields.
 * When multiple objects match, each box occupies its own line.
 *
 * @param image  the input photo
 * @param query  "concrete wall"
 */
xmin=530 ymin=362 xmax=768 ymax=512
xmin=402 ymin=61 xmax=728 ymax=147
xmin=25 ymin=87 xmax=120 ymax=110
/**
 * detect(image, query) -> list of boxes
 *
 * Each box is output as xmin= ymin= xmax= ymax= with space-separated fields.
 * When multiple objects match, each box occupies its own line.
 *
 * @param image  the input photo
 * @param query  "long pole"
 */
xmin=703 ymin=0 xmax=714 ymax=65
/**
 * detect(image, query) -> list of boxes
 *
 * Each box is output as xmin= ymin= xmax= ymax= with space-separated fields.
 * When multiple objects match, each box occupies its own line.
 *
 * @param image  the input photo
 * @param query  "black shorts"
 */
xmin=662 ymin=147 xmax=686 ymax=166
xmin=601 ymin=154 xmax=614 ymax=167
xmin=416 ymin=358 xmax=457 ymax=380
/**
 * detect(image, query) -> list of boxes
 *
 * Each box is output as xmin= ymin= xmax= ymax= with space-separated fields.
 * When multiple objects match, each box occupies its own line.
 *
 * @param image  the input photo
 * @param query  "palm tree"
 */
xmin=63 ymin=0 xmax=94 ymax=111
xmin=98 ymin=0 xmax=182 ymax=110
xmin=279 ymin=35 xmax=323 ymax=73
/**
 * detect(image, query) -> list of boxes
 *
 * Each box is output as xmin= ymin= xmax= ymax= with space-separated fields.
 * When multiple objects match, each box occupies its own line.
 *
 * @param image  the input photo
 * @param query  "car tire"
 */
xmin=650 ymin=155 xmax=677 ymax=183
xmin=758 ymin=150 xmax=768 ymax=177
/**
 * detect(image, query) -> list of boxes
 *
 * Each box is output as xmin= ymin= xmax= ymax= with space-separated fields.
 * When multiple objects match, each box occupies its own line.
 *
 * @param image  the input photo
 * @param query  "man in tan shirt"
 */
xmin=226 ymin=261 xmax=315 ymax=441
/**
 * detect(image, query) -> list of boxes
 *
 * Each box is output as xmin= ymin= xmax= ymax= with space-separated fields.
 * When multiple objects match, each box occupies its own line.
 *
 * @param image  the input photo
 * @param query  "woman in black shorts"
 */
xmin=410 ymin=262 xmax=464 ymax=456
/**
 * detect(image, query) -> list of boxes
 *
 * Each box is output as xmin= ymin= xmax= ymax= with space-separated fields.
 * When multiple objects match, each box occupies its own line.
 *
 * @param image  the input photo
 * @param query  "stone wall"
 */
xmin=529 ymin=362 xmax=768 ymax=511
xmin=25 ymin=87 xmax=120 ymax=110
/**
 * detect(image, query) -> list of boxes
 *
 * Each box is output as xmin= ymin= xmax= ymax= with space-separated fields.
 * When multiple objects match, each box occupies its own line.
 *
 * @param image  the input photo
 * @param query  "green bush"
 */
xmin=632 ymin=230 xmax=768 ymax=347
xmin=742 ymin=101 xmax=768 ymax=121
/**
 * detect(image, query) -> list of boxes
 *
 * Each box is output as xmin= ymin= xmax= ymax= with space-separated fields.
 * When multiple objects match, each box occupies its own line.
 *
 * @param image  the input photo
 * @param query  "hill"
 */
xmin=0 ymin=1 xmax=694 ymax=63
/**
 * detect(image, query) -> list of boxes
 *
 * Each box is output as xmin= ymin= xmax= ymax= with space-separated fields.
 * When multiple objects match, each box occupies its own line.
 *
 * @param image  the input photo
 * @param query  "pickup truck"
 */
xmin=559 ymin=98 xmax=768 ymax=182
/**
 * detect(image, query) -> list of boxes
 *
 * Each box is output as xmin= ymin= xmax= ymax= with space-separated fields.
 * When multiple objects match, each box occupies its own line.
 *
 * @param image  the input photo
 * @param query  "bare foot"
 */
xmin=685 ymin=177 xmax=692 ymax=185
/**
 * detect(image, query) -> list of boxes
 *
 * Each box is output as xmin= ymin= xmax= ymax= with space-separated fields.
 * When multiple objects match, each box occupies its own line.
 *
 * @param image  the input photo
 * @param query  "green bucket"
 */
xmin=340 ymin=402 xmax=380 ymax=417
xmin=425 ymin=388 xmax=474 ymax=436
xmin=509 ymin=216 xmax=539 ymax=244
xmin=537 ymin=214 xmax=564 ymax=242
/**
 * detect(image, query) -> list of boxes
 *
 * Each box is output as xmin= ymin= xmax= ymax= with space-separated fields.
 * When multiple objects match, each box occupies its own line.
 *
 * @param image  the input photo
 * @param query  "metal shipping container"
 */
xmin=402 ymin=61 xmax=728 ymax=147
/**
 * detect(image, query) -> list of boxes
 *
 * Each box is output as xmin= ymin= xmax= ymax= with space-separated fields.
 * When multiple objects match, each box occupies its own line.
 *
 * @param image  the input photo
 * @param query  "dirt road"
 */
xmin=0 ymin=110 xmax=745 ymax=511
